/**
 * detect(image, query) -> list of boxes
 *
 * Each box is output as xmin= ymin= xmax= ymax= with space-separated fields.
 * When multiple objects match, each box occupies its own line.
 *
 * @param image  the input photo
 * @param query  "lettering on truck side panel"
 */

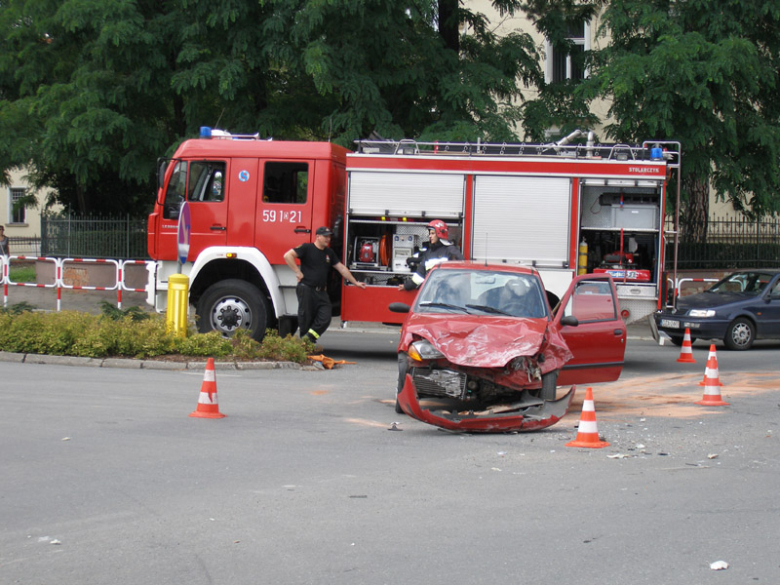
xmin=628 ymin=167 xmax=662 ymax=174
xmin=261 ymin=210 xmax=303 ymax=223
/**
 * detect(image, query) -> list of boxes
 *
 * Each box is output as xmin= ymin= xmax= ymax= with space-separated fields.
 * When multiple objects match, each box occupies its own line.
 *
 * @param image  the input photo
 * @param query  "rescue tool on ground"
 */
xmin=146 ymin=127 xmax=680 ymax=340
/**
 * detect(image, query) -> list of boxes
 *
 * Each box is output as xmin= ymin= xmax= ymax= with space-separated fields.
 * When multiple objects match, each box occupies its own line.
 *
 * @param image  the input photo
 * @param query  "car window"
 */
xmin=562 ymin=280 xmax=618 ymax=322
xmin=710 ymin=272 xmax=774 ymax=296
xmin=416 ymin=269 xmax=547 ymax=318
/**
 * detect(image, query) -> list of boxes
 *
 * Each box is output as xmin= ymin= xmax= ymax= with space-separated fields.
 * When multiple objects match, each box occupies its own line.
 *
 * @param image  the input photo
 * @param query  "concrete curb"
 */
xmin=0 ymin=351 xmax=301 ymax=371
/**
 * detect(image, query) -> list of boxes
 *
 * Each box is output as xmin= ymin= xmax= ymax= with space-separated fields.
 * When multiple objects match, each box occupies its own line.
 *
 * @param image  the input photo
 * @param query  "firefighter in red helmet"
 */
xmin=398 ymin=219 xmax=463 ymax=291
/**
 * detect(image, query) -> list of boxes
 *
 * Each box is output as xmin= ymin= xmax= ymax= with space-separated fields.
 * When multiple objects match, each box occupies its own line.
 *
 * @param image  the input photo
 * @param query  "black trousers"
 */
xmin=296 ymin=284 xmax=332 ymax=340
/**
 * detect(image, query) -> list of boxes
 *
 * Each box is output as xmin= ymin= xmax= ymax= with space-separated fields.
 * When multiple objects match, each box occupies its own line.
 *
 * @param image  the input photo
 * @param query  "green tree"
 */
xmin=577 ymin=0 xmax=780 ymax=241
xmin=256 ymin=0 xmax=543 ymax=143
xmin=1 ymin=0 xmax=543 ymax=215
xmin=0 ymin=0 xmax=181 ymax=214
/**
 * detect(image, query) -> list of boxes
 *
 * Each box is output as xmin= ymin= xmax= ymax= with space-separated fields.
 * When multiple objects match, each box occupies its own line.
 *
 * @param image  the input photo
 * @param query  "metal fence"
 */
xmin=41 ymin=213 xmax=149 ymax=260
xmin=33 ymin=212 xmax=780 ymax=267
xmin=5 ymin=237 xmax=42 ymax=256
xmin=665 ymin=215 xmax=780 ymax=269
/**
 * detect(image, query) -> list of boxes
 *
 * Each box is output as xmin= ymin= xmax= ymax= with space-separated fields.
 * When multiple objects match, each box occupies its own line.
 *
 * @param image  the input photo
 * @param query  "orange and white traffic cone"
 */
xmin=189 ymin=358 xmax=226 ymax=418
xmin=696 ymin=349 xmax=729 ymax=406
xmin=566 ymin=387 xmax=610 ymax=449
xmin=676 ymin=328 xmax=696 ymax=363
xmin=699 ymin=344 xmax=723 ymax=387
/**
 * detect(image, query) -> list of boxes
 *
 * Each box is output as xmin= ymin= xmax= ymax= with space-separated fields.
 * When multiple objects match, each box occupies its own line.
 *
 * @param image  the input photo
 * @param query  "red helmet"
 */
xmin=427 ymin=219 xmax=449 ymax=240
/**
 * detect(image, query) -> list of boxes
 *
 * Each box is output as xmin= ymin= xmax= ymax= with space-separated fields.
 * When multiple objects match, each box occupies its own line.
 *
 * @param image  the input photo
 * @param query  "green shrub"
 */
xmin=0 ymin=301 xmax=37 ymax=315
xmin=176 ymin=331 xmax=232 ymax=358
xmin=99 ymin=301 xmax=151 ymax=322
xmin=254 ymin=329 xmax=316 ymax=362
xmin=0 ymin=310 xmax=312 ymax=363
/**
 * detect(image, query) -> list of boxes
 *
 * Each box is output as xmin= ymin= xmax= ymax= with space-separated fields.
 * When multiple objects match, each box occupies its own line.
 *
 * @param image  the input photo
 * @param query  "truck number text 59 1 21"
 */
xmin=262 ymin=210 xmax=302 ymax=223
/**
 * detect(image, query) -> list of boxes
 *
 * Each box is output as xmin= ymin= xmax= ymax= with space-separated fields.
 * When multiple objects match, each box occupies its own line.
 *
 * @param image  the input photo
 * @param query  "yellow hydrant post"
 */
xmin=166 ymin=273 xmax=190 ymax=337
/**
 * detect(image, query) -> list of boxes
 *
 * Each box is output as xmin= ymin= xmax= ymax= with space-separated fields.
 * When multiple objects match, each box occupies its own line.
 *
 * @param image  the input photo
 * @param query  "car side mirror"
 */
xmin=389 ymin=302 xmax=411 ymax=314
xmin=560 ymin=315 xmax=579 ymax=327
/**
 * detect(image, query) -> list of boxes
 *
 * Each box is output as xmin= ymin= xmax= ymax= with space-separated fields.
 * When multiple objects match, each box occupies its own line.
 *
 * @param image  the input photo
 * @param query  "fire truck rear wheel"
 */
xmin=197 ymin=280 xmax=269 ymax=342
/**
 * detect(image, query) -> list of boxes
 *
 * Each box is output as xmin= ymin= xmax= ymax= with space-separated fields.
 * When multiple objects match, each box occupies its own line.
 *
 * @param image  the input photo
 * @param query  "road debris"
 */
xmin=710 ymin=560 xmax=729 ymax=570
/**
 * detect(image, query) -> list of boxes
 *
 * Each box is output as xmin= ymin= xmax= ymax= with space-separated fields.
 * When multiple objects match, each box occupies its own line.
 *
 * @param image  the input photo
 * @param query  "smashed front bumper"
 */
xmin=397 ymin=374 xmax=576 ymax=433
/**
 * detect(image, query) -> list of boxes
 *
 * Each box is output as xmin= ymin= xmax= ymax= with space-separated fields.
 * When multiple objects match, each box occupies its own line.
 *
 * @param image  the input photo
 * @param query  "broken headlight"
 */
xmin=408 ymin=339 xmax=444 ymax=362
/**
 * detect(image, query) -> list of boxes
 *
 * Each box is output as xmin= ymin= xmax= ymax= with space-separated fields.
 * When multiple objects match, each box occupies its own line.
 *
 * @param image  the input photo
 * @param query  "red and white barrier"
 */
xmin=670 ymin=277 xmax=719 ymax=305
xmin=118 ymin=260 xmax=152 ymax=309
xmin=60 ymin=258 xmax=120 ymax=310
xmin=2 ymin=256 xmax=153 ymax=311
xmin=3 ymin=256 xmax=60 ymax=310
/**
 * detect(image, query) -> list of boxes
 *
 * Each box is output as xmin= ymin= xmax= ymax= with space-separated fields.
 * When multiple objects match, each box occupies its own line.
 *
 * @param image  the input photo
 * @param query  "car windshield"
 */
xmin=415 ymin=269 xmax=547 ymax=318
xmin=708 ymin=272 xmax=774 ymax=296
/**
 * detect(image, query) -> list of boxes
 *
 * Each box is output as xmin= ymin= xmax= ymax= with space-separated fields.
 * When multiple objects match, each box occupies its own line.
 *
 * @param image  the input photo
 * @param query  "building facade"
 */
xmin=2 ymin=168 xmax=60 ymax=251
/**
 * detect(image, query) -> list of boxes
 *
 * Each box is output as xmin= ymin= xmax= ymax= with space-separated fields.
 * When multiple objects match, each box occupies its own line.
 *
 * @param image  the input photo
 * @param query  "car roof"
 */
xmin=433 ymin=261 xmax=539 ymax=276
xmin=727 ymin=269 xmax=780 ymax=275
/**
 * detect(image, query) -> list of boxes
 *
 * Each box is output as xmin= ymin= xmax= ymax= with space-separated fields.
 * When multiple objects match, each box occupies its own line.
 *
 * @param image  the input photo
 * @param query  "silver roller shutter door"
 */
xmin=472 ymin=175 xmax=571 ymax=265
xmin=348 ymin=171 xmax=464 ymax=219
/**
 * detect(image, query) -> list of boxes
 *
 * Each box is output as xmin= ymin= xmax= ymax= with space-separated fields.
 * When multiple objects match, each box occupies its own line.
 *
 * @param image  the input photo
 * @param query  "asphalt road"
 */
xmin=2 ymin=327 xmax=778 ymax=585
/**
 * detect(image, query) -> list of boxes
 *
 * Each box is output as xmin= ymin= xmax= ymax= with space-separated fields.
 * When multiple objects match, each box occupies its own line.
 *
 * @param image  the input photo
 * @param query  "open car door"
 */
xmin=554 ymin=274 xmax=627 ymax=386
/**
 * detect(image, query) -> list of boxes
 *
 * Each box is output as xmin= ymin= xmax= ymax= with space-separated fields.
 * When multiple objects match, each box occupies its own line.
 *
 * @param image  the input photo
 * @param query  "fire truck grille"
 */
xmin=412 ymin=368 xmax=467 ymax=399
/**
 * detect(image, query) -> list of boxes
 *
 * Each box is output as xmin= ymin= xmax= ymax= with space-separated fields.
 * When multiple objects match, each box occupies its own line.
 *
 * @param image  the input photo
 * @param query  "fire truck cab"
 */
xmin=147 ymin=127 xmax=348 ymax=339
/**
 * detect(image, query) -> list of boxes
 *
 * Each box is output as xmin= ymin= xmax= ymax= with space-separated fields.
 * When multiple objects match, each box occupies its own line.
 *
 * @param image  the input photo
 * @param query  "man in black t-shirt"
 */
xmin=284 ymin=226 xmax=366 ymax=342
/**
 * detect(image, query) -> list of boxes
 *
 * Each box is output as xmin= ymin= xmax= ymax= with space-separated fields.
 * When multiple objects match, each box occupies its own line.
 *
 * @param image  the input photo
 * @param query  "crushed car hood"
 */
xmin=400 ymin=314 xmax=573 ymax=371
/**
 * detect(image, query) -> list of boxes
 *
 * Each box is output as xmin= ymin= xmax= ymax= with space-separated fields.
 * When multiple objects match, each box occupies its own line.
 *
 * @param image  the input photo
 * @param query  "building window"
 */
xmin=546 ymin=21 xmax=589 ymax=83
xmin=10 ymin=188 xmax=26 ymax=224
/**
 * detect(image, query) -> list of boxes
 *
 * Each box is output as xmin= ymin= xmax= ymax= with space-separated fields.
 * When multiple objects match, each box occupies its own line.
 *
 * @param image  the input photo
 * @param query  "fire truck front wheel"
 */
xmin=196 ymin=279 xmax=269 ymax=341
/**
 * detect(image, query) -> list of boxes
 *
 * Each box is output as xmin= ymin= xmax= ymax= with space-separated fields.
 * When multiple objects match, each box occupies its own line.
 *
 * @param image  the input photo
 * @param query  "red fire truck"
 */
xmin=147 ymin=128 xmax=680 ymax=339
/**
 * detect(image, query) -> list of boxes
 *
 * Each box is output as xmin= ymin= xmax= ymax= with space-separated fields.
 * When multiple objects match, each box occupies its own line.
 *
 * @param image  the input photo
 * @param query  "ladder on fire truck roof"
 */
xmin=355 ymin=130 xmax=680 ymax=164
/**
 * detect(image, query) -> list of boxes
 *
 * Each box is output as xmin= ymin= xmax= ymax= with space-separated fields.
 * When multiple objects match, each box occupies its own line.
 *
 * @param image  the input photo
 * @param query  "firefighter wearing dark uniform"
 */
xmin=399 ymin=219 xmax=464 ymax=291
xmin=284 ymin=226 xmax=366 ymax=342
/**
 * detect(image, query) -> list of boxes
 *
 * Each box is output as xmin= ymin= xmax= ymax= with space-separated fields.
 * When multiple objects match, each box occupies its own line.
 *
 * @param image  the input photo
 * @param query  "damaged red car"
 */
xmin=390 ymin=263 xmax=626 ymax=433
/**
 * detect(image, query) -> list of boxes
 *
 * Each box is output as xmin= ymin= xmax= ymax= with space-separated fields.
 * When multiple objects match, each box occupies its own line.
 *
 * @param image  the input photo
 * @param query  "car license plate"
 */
xmin=660 ymin=319 xmax=680 ymax=329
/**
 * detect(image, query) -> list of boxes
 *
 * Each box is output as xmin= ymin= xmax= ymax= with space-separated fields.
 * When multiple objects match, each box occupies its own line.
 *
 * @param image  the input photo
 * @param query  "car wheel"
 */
xmin=196 ymin=279 xmax=269 ymax=342
xmin=541 ymin=370 xmax=559 ymax=401
xmin=724 ymin=317 xmax=755 ymax=351
xmin=395 ymin=353 xmax=408 ymax=414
